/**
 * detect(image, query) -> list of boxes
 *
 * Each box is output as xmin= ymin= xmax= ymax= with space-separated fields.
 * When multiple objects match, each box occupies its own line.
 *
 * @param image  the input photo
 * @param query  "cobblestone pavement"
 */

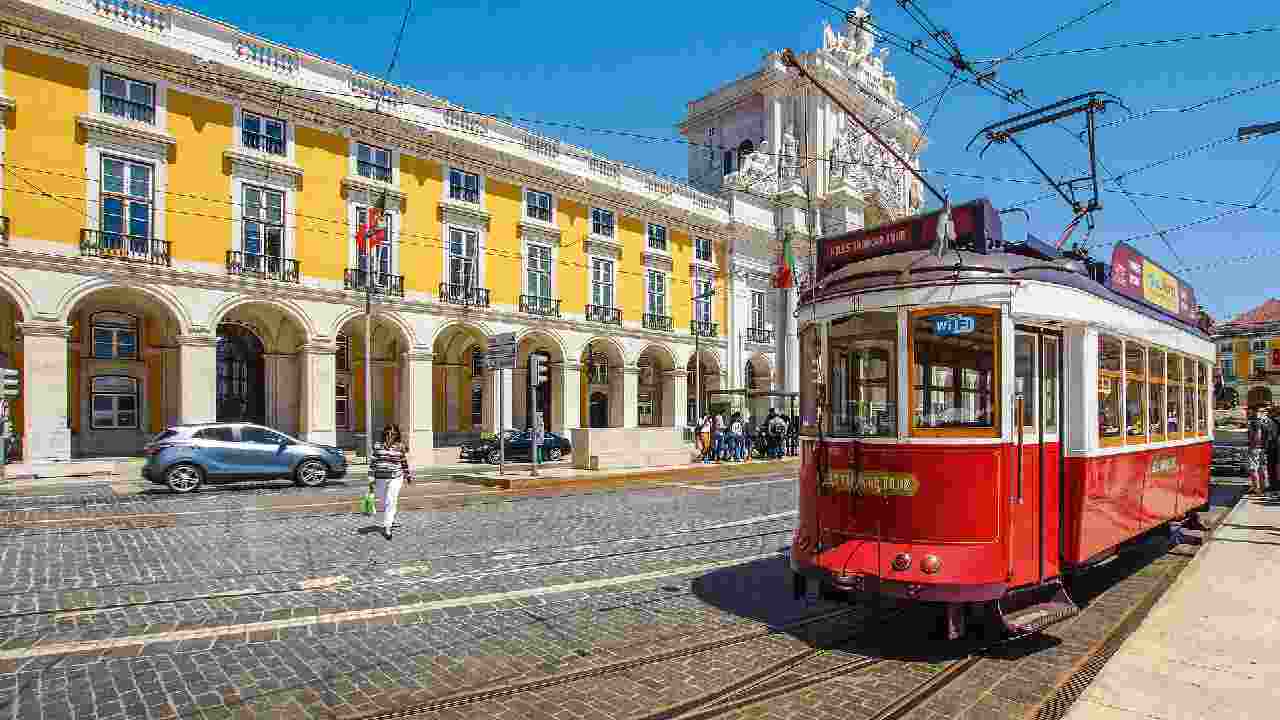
xmin=0 ymin=473 xmax=1243 ymax=720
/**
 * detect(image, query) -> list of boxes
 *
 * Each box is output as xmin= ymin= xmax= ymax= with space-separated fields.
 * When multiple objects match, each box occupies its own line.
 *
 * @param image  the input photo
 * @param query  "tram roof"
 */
xmin=807 ymin=198 xmax=1210 ymax=340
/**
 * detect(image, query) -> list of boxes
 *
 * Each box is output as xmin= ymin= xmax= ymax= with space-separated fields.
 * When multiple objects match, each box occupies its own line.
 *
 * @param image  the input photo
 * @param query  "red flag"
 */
xmin=356 ymin=206 xmax=386 ymax=255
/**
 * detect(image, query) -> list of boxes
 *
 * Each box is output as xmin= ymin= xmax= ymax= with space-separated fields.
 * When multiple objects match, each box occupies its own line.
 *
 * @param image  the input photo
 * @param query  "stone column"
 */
xmin=665 ymin=369 xmax=688 ymax=428
xmin=622 ymin=365 xmax=640 ymax=428
xmin=18 ymin=321 xmax=71 ymax=461
xmin=399 ymin=350 xmax=433 ymax=467
xmin=443 ymin=365 xmax=460 ymax=432
xmin=560 ymin=362 xmax=581 ymax=431
xmin=487 ymin=368 xmax=513 ymax=432
xmin=298 ymin=341 xmax=337 ymax=446
xmin=176 ymin=333 xmax=218 ymax=426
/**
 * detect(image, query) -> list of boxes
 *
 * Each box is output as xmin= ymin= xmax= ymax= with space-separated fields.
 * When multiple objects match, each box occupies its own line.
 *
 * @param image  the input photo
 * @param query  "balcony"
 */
xmin=80 ymin=229 xmax=170 ymax=266
xmin=242 ymin=131 xmax=285 ymax=156
xmin=226 ymin=250 xmax=300 ymax=283
xmin=644 ymin=314 xmax=673 ymax=332
xmin=519 ymin=295 xmax=560 ymax=318
xmin=691 ymin=320 xmax=719 ymax=338
xmin=449 ymin=185 xmax=480 ymax=203
xmin=746 ymin=327 xmax=773 ymax=344
xmin=101 ymin=95 xmax=155 ymax=125
xmin=358 ymin=161 xmax=392 ymax=183
xmin=344 ymin=268 xmax=405 ymax=297
xmin=439 ymin=283 xmax=490 ymax=308
xmin=586 ymin=305 xmax=622 ymax=326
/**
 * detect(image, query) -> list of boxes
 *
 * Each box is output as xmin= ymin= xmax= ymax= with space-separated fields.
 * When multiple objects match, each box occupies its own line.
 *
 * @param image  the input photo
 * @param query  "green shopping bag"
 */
xmin=359 ymin=483 xmax=376 ymax=516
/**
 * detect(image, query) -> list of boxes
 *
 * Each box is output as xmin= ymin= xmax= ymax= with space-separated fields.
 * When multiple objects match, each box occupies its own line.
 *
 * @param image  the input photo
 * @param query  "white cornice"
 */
xmin=76 ymin=112 xmax=176 ymax=157
xmin=583 ymin=234 xmax=622 ymax=260
xmin=340 ymin=175 xmax=406 ymax=210
xmin=438 ymin=198 xmax=491 ymax=229
xmin=642 ymin=251 xmax=674 ymax=273
xmin=222 ymin=146 xmax=304 ymax=186
xmin=518 ymin=219 xmax=562 ymax=246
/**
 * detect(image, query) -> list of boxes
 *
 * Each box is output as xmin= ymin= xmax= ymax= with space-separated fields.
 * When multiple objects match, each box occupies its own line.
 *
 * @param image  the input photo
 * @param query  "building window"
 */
xmin=336 ymin=334 xmax=350 ymax=372
xmin=591 ymin=258 xmax=614 ymax=308
xmin=243 ymin=112 xmax=286 ymax=155
xmin=525 ymin=190 xmax=552 ymax=222
xmin=722 ymin=149 xmax=734 ymax=176
xmin=751 ymin=291 xmax=766 ymax=329
xmin=101 ymin=156 xmax=152 ymax=246
xmin=1219 ymin=341 xmax=1234 ymax=354
xmin=586 ymin=351 xmax=609 ymax=385
xmin=357 ymin=207 xmax=392 ymax=276
xmin=357 ymin=143 xmax=392 ymax=182
xmin=737 ymin=140 xmax=754 ymax=167
xmin=647 ymin=223 xmax=667 ymax=252
xmin=91 ymin=312 xmax=139 ymax=359
xmin=1251 ymin=339 xmax=1268 ymax=353
xmin=638 ymin=392 xmax=654 ymax=426
xmin=647 ymin=270 xmax=666 ymax=316
xmin=101 ymin=71 xmax=154 ymax=124
xmin=1253 ymin=354 xmax=1266 ymax=378
xmin=243 ymin=186 xmax=284 ymax=261
xmin=1222 ymin=357 xmax=1234 ymax=380
xmin=448 ymin=168 xmax=480 ymax=203
xmin=695 ymin=237 xmax=713 ymax=263
xmin=591 ymin=208 xmax=614 ymax=237
xmin=527 ymin=244 xmax=552 ymax=298
xmin=335 ymin=383 xmax=349 ymax=430
xmin=91 ymin=376 xmax=139 ymax=429
xmin=448 ymin=227 xmax=479 ymax=289
xmin=693 ymin=275 xmax=712 ymax=325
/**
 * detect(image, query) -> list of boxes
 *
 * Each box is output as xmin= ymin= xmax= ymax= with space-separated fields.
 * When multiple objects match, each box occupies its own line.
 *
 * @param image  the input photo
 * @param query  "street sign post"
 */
xmin=531 ymin=411 xmax=544 ymax=477
xmin=1 ymin=368 xmax=17 ymax=468
xmin=486 ymin=333 xmax=518 ymax=474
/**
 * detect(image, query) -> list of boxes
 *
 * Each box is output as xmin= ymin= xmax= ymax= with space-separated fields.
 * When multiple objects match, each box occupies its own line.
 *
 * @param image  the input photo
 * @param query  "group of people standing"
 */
xmin=1247 ymin=405 xmax=1279 ymax=495
xmin=694 ymin=408 xmax=797 ymax=463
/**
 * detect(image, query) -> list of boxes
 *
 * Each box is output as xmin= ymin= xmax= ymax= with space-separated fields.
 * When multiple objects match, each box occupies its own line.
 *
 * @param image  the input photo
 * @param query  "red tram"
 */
xmin=789 ymin=199 xmax=1213 ymax=639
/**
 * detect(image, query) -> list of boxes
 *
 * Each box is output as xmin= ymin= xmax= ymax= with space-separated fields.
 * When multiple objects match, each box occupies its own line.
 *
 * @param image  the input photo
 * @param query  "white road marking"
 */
xmin=0 ymin=551 xmax=785 ymax=661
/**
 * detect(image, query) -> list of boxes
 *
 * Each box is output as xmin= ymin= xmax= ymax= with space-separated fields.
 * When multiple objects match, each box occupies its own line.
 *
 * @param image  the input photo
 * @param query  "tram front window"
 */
xmin=911 ymin=309 xmax=997 ymax=431
xmin=829 ymin=311 xmax=897 ymax=437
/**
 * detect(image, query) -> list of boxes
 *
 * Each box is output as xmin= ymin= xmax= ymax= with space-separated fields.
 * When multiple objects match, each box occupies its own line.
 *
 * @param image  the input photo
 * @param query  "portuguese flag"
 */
xmin=773 ymin=232 xmax=795 ymax=289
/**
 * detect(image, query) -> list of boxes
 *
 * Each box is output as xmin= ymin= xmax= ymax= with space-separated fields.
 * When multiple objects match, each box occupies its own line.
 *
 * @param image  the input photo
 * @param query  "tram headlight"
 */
xmin=921 ymin=554 xmax=942 ymax=575
xmin=891 ymin=553 xmax=911 ymax=572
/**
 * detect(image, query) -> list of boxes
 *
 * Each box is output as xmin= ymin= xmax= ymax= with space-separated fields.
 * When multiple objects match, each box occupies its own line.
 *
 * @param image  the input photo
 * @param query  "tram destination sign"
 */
xmin=817 ymin=198 xmax=1001 ymax=280
xmin=1108 ymin=243 xmax=1199 ymax=325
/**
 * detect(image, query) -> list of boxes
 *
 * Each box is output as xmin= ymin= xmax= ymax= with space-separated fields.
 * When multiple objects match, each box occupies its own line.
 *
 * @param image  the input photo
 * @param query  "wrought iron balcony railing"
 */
xmin=586 ymin=305 xmax=622 ymax=326
xmin=448 ymin=185 xmax=480 ymax=203
xmin=358 ymin=160 xmax=392 ymax=183
xmin=101 ymin=95 xmax=155 ymax=124
xmin=746 ymin=327 xmax=773 ymax=344
xmin=643 ymin=313 xmax=673 ymax=332
xmin=344 ymin=268 xmax=405 ymax=297
xmin=80 ymin=229 xmax=170 ymax=266
xmin=226 ymin=250 xmax=300 ymax=283
xmin=691 ymin=320 xmax=719 ymax=338
xmin=243 ymin=132 xmax=286 ymax=156
xmin=519 ymin=295 xmax=560 ymax=318
xmin=439 ymin=283 xmax=490 ymax=308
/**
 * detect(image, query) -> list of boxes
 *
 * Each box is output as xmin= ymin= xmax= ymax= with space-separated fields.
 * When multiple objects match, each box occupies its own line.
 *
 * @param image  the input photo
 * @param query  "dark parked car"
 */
xmin=460 ymin=430 xmax=571 ymax=464
xmin=1211 ymin=442 xmax=1249 ymax=477
xmin=142 ymin=423 xmax=348 ymax=493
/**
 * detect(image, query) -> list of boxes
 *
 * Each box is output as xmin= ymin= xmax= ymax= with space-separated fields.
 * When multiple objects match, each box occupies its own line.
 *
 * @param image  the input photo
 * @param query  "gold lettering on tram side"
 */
xmin=825 ymin=471 xmax=918 ymax=497
xmin=1149 ymin=455 xmax=1180 ymax=475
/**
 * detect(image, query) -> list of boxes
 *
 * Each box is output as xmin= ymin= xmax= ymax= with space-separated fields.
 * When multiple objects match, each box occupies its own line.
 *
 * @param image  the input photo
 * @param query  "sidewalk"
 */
xmin=1064 ymin=492 xmax=1280 ymax=720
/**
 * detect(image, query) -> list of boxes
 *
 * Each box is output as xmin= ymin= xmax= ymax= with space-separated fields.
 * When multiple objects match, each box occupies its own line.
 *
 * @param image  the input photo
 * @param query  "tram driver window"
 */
xmin=1097 ymin=335 xmax=1123 ymax=445
xmin=829 ymin=311 xmax=897 ymax=438
xmin=910 ymin=309 xmax=998 ymax=434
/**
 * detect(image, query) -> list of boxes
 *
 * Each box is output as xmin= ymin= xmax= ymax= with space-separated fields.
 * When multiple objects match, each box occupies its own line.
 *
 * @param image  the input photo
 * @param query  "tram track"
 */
xmin=0 ymin=518 xmax=798 ymax=622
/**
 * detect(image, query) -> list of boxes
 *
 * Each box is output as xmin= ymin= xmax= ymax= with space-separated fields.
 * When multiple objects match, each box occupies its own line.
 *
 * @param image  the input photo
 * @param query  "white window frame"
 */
xmin=346 ymin=186 xmax=398 ymax=278
xmin=241 ymin=110 xmax=287 ymax=156
xmin=693 ymin=273 xmax=713 ymax=325
xmin=353 ymin=141 xmax=395 ymax=184
xmin=1252 ymin=354 xmax=1266 ymax=378
xmin=232 ymin=103 xmax=297 ymax=163
xmin=750 ymin=291 xmax=767 ymax=329
xmin=1221 ymin=356 xmax=1234 ymax=380
xmin=646 ymin=270 xmax=668 ymax=318
xmin=99 ymin=70 xmax=156 ymax=125
xmin=335 ymin=383 xmax=350 ymax=431
xmin=1251 ymin=338 xmax=1268 ymax=353
xmin=694 ymin=236 xmax=713 ymax=264
xmin=590 ymin=207 xmax=615 ymax=238
xmin=524 ymin=188 xmax=553 ymax=224
xmin=446 ymin=225 xmax=481 ymax=292
xmin=525 ymin=242 xmax=554 ymax=299
xmin=590 ymin=257 xmax=615 ymax=309
xmin=647 ymin=222 xmax=668 ymax=253
xmin=91 ymin=311 xmax=139 ymax=360
xmin=240 ymin=184 xmax=286 ymax=259
xmin=354 ymin=204 xmax=395 ymax=278
xmin=88 ymin=63 xmax=167 ymax=128
xmin=90 ymin=375 xmax=140 ymax=430
xmin=447 ymin=167 xmax=482 ymax=204
xmin=99 ymin=154 xmax=155 ymax=244
xmin=335 ymin=334 xmax=351 ymax=372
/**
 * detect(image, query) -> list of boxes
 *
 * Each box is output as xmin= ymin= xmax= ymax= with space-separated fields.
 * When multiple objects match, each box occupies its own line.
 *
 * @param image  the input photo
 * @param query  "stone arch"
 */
xmin=637 ymin=343 xmax=678 ymax=427
xmin=746 ymin=352 xmax=773 ymax=389
xmin=0 ymin=270 xmax=36 ymax=323
xmin=432 ymin=322 xmax=491 ymax=440
xmin=686 ymin=349 xmax=724 ymax=422
xmin=210 ymin=295 xmax=316 ymax=344
xmin=333 ymin=311 xmax=418 ymax=449
xmin=212 ymin=301 xmax=311 ymax=436
xmin=580 ymin=337 xmax=626 ymax=429
xmin=330 ymin=307 xmax=418 ymax=350
xmin=515 ymin=329 xmax=567 ymax=432
xmin=57 ymin=277 xmax=191 ymax=336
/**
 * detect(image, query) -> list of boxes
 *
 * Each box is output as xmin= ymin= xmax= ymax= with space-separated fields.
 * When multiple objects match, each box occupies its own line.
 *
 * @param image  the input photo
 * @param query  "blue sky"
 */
xmin=181 ymin=0 xmax=1279 ymax=320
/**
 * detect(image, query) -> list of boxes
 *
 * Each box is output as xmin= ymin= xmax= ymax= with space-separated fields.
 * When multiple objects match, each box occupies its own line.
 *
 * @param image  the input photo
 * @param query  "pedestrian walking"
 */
xmin=730 ymin=413 xmax=744 ymax=461
xmin=371 ymin=426 xmax=411 ymax=539
xmin=698 ymin=414 xmax=712 ymax=462
xmin=1247 ymin=405 xmax=1272 ymax=495
xmin=1267 ymin=407 xmax=1280 ymax=492
xmin=744 ymin=415 xmax=756 ymax=461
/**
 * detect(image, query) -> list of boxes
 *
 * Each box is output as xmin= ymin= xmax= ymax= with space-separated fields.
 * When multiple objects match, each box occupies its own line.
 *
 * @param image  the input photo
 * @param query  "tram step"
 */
xmin=1003 ymin=600 xmax=1079 ymax=635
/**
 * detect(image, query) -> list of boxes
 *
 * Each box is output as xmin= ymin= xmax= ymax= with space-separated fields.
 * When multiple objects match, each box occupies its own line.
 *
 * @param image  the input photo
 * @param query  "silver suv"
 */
xmin=142 ymin=423 xmax=348 ymax=493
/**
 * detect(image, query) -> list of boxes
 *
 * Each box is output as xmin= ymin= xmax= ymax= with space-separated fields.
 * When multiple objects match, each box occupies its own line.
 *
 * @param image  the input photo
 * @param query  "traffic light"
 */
xmin=1 ymin=368 xmax=18 ymax=398
xmin=530 ymin=355 xmax=548 ymax=388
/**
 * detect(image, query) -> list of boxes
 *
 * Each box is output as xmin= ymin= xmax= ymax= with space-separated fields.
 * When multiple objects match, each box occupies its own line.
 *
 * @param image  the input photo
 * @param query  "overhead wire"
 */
xmin=986 ymin=0 xmax=1117 ymax=67
xmin=1095 ymin=77 xmax=1280 ymax=131
xmin=981 ymin=24 xmax=1280 ymax=64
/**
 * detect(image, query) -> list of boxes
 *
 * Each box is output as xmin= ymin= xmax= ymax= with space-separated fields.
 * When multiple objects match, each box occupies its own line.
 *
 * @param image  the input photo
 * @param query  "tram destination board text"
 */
xmin=817 ymin=198 xmax=1001 ymax=280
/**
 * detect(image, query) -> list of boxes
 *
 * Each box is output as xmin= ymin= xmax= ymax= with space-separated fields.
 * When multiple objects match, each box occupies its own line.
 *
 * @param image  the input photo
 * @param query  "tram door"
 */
xmin=1012 ymin=327 xmax=1063 ymax=587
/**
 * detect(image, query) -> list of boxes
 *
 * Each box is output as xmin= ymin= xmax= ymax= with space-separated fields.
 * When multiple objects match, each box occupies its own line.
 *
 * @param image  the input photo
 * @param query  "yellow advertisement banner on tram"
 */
xmin=1142 ymin=260 xmax=1179 ymax=314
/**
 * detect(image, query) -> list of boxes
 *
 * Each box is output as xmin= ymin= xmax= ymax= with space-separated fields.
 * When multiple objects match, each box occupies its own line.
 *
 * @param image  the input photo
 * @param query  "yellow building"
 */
xmin=0 ymin=0 xmax=797 ymax=467
xmin=1212 ymin=299 xmax=1280 ymax=408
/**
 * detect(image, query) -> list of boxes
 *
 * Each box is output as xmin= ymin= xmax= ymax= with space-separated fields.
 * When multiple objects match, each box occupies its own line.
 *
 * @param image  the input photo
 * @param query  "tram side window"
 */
xmin=911 ymin=309 xmax=997 ymax=434
xmin=1198 ymin=362 xmax=1209 ymax=434
xmin=1182 ymin=356 xmax=1197 ymax=440
xmin=1148 ymin=349 xmax=1166 ymax=442
xmin=799 ymin=324 xmax=819 ymax=435
xmin=1125 ymin=342 xmax=1146 ymax=442
xmin=829 ymin=311 xmax=897 ymax=438
xmin=1167 ymin=354 xmax=1183 ymax=437
xmin=1015 ymin=334 xmax=1037 ymax=429
xmin=1098 ymin=335 xmax=1123 ymax=445
xmin=1043 ymin=336 xmax=1059 ymax=434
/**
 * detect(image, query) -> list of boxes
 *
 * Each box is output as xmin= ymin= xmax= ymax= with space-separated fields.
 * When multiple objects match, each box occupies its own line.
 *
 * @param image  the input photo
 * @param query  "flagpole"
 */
xmin=365 ymin=249 xmax=373 ymax=463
